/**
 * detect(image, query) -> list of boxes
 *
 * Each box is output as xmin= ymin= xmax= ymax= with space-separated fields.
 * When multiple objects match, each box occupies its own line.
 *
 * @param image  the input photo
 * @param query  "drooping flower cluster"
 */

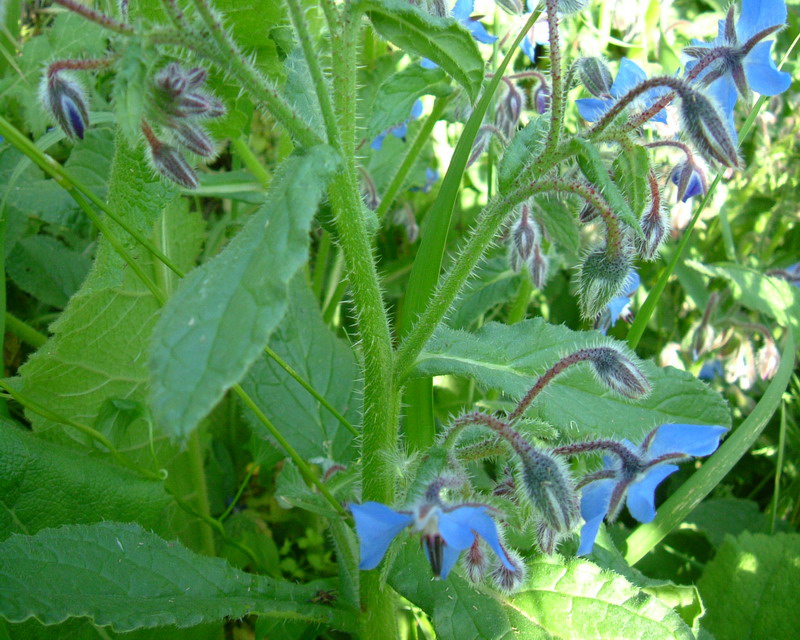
xmin=351 ymin=344 xmax=727 ymax=586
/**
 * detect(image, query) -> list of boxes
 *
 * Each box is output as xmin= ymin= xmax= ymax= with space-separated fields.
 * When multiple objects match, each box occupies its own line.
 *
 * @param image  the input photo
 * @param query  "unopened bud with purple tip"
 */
xmin=463 ymin=538 xmax=490 ymax=584
xmin=41 ymin=71 xmax=90 ymax=140
xmin=587 ymin=346 xmax=651 ymax=399
xmin=143 ymin=121 xmax=198 ymax=190
xmin=496 ymin=80 xmax=525 ymax=138
xmin=170 ymin=120 xmax=215 ymax=157
xmin=670 ymin=159 xmax=708 ymax=203
xmin=509 ymin=204 xmax=537 ymax=271
xmin=530 ymin=244 xmax=549 ymax=289
xmin=635 ymin=172 xmax=669 ymax=261
xmin=533 ymin=85 xmax=550 ymax=115
xmin=489 ymin=547 xmax=526 ymax=593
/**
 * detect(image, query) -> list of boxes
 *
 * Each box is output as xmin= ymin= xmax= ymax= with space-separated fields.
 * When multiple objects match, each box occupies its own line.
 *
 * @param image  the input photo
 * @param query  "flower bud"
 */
xmin=680 ymin=89 xmax=739 ymax=168
xmin=690 ymin=322 xmax=716 ymax=361
xmin=636 ymin=202 xmax=669 ymax=262
xmin=463 ymin=538 xmax=490 ymax=584
xmin=670 ymin=160 xmax=708 ymax=203
xmin=496 ymin=81 xmax=525 ymax=138
xmin=185 ymin=67 xmax=208 ymax=89
xmin=518 ymin=449 xmax=579 ymax=538
xmin=170 ymin=120 xmax=215 ymax=157
xmin=145 ymin=127 xmax=199 ymax=190
xmin=41 ymin=72 xmax=90 ymax=140
xmin=489 ymin=547 xmax=526 ymax=593
xmin=533 ymin=85 xmax=550 ymax=115
xmin=511 ymin=204 xmax=537 ymax=263
xmin=757 ymin=338 xmax=780 ymax=380
xmin=578 ymin=245 xmax=633 ymax=319
xmin=577 ymin=57 xmax=613 ymax=97
xmin=578 ymin=202 xmax=600 ymax=223
xmin=587 ymin=346 xmax=651 ymax=399
xmin=154 ymin=62 xmax=188 ymax=97
xmin=529 ymin=244 xmax=549 ymax=289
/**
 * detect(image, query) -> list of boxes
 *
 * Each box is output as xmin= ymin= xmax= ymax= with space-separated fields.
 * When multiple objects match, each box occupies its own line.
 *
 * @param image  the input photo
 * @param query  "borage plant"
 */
xmin=0 ymin=0 xmax=795 ymax=638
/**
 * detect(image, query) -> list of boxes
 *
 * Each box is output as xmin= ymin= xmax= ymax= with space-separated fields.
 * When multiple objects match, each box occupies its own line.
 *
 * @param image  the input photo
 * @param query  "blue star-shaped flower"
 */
xmin=684 ymin=0 xmax=790 ymax=102
xmin=670 ymin=160 xmax=708 ymax=202
xmin=577 ymin=423 xmax=727 ymax=555
xmin=575 ymin=58 xmax=668 ymax=125
xmin=350 ymin=500 xmax=514 ymax=578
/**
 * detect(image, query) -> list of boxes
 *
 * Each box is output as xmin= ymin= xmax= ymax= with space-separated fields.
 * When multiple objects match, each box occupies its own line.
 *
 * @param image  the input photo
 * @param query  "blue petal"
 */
xmin=439 ymin=544 xmax=463 ymax=579
xmin=624 ymin=270 xmax=641 ymax=296
xmin=439 ymin=505 xmax=514 ymax=570
xmin=350 ymin=502 xmax=413 ymax=570
xmin=698 ymin=359 xmax=725 ymax=380
xmin=607 ymin=297 xmax=631 ymax=328
xmin=575 ymin=97 xmax=612 ymax=122
xmin=391 ymin=121 xmax=408 ymax=139
xmin=645 ymin=423 xmax=728 ymax=459
xmin=420 ymin=58 xmax=438 ymax=70
xmin=745 ymin=41 xmax=792 ymax=95
xmin=63 ymin=98 xmax=85 ymax=139
xmin=452 ymin=0 xmax=474 ymax=21
xmin=705 ymin=76 xmax=739 ymax=147
xmin=577 ymin=478 xmax=615 ymax=556
xmin=737 ymin=0 xmax=787 ymax=43
xmin=410 ymin=99 xmax=424 ymax=120
xmin=370 ymin=131 xmax=388 ymax=151
xmin=684 ymin=172 xmax=705 ymax=200
xmin=627 ymin=465 xmax=679 ymax=522
xmin=610 ymin=58 xmax=647 ymax=98
xmin=520 ymin=35 xmax=536 ymax=61
xmin=465 ymin=19 xmax=498 ymax=44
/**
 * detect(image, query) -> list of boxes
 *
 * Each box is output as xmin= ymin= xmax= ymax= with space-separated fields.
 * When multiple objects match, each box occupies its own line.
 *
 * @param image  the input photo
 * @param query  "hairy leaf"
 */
xmin=355 ymin=0 xmax=484 ymax=102
xmin=446 ymin=256 xmax=521 ymax=330
xmin=149 ymin=146 xmax=339 ymax=440
xmin=413 ymin=319 xmax=731 ymax=440
xmin=0 ymin=419 xmax=169 ymax=541
xmin=242 ymin=276 xmax=359 ymax=462
xmin=698 ymin=532 xmax=800 ymax=640
xmin=0 ymin=522 xmax=357 ymax=632
xmin=498 ymin=114 xmax=548 ymax=192
xmin=390 ymin=542 xmax=694 ymax=639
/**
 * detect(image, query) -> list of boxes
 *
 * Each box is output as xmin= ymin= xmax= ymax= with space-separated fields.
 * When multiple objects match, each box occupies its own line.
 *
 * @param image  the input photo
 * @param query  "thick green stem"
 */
xmin=187 ymin=427 xmax=216 ymax=556
xmin=543 ymin=0 xmax=563 ymax=154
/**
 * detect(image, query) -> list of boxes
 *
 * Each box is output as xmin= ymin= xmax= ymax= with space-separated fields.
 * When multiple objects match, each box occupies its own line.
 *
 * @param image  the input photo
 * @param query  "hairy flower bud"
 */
xmin=587 ymin=346 xmax=651 ymax=399
xmin=680 ymin=89 xmax=739 ymax=167
xmin=143 ymin=123 xmax=199 ymax=190
xmin=463 ymin=538 xmax=490 ymax=584
xmin=529 ymin=244 xmax=549 ymax=289
xmin=636 ymin=203 xmax=669 ymax=262
xmin=489 ymin=547 xmax=526 ymax=593
xmin=518 ymin=449 xmax=579 ymax=543
xmin=41 ymin=71 xmax=90 ymax=140
xmin=533 ymin=85 xmax=550 ymax=115
xmin=170 ymin=120 xmax=215 ymax=157
xmin=757 ymin=338 xmax=780 ymax=380
xmin=577 ymin=57 xmax=614 ymax=97
xmin=578 ymin=245 xmax=633 ymax=319
xmin=510 ymin=204 xmax=537 ymax=265
xmin=154 ymin=62 xmax=188 ymax=97
xmin=496 ymin=81 xmax=525 ymax=138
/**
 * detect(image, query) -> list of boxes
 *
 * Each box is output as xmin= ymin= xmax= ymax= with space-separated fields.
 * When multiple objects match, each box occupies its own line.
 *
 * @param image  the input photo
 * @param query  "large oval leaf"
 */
xmin=149 ymin=146 xmax=339 ymax=439
xmin=412 ymin=318 xmax=731 ymax=441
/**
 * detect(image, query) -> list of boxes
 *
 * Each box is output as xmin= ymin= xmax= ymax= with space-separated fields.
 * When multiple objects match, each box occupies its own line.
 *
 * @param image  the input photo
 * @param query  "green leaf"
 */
xmin=283 ymin=47 xmax=325 ymax=134
xmin=112 ymin=40 xmax=154 ymax=144
xmin=367 ymin=65 xmax=452 ymax=139
xmin=241 ymin=276 xmax=359 ymax=462
xmin=214 ymin=0 xmax=286 ymax=81
xmin=698 ymin=532 xmax=800 ymax=640
xmin=0 ymin=522 xmax=357 ymax=632
xmin=149 ymin=146 xmax=340 ymax=440
xmin=683 ymin=498 xmax=776 ymax=548
xmin=574 ymin=139 xmax=641 ymax=236
xmin=446 ymin=256 xmax=520 ymax=330
xmin=389 ymin=542 xmax=694 ymax=639
xmin=412 ymin=319 xmax=731 ymax=440
xmin=354 ymin=0 xmax=485 ymax=102
xmin=13 ymin=139 xmax=209 ymax=550
xmin=535 ymin=197 xmax=581 ymax=255
xmin=687 ymin=261 xmax=800 ymax=338
xmin=498 ymin=114 xmax=548 ymax=193
xmin=0 ymin=419 xmax=170 ymax=541
xmin=612 ymin=145 xmax=650 ymax=218
xmin=6 ymin=235 xmax=91 ymax=308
